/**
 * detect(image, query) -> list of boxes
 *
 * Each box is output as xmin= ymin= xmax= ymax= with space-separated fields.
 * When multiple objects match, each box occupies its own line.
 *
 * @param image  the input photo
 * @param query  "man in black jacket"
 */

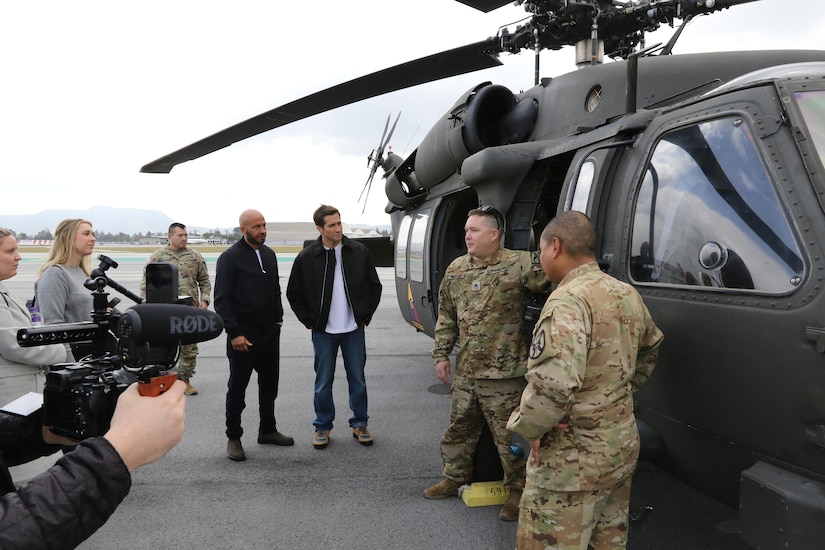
xmin=215 ymin=209 xmax=294 ymax=462
xmin=286 ymin=205 xmax=382 ymax=449
xmin=0 ymin=380 xmax=186 ymax=549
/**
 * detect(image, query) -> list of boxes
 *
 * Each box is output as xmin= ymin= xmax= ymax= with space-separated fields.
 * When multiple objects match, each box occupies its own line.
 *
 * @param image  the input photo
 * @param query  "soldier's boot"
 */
xmin=423 ymin=478 xmax=464 ymax=500
xmin=499 ymin=489 xmax=522 ymax=521
xmin=184 ymin=380 xmax=198 ymax=395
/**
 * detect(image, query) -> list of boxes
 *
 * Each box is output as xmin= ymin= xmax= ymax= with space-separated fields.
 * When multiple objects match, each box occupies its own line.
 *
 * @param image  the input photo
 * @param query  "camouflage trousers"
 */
xmin=177 ymin=343 xmax=199 ymax=381
xmin=515 ymin=473 xmax=632 ymax=550
xmin=440 ymin=376 xmax=526 ymax=490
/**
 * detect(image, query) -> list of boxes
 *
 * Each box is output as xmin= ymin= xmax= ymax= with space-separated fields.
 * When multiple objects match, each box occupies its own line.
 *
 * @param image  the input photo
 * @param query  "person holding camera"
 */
xmin=0 ymin=378 xmax=187 ymax=549
xmin=215 ymin=209 xmax=293 ymax=461
xmin=35 ymin=218 xmax=97 ymax=361
xmin=140 ymin=222 xmax=212 ymax=396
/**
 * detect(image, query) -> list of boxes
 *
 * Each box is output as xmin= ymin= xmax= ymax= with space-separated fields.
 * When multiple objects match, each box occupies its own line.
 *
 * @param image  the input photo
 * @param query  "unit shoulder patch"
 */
xmin=530 ymin=329 xmax=546 ymax=359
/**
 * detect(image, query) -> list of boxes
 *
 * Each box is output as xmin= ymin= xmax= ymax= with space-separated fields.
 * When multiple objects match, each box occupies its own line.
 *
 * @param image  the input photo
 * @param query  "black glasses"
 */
xmin=476 ymin=205 xmax=504 ymax=231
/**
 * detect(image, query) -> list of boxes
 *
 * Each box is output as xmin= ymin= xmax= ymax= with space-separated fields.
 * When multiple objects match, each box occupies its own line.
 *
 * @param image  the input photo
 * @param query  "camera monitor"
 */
xmin=145 ymin=262 xmax=179 ymax=304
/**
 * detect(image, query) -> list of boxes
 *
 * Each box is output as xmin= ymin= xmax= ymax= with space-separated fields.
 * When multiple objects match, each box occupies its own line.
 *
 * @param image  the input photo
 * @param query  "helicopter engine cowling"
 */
xmin=385 ymin=82 xmax=538 ymax=210
xmin=463 ymin=83 xmax=538 ymax=153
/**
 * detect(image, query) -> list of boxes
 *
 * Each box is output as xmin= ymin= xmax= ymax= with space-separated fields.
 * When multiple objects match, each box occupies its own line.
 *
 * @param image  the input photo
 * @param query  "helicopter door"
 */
xmin=393 ymin=191 xmax=479 ymax=336
xmin=600 ymin=95 xmax=814 ymax=506
xmin=394 ymin=206 xmax=436 ymax=334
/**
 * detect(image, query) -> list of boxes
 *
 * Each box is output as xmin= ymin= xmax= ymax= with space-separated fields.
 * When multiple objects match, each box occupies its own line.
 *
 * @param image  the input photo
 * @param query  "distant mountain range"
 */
xmin=0 ymin=206 xmax=389 ymax=237
xmin=0 ymin=206 xmax=219 ymax=236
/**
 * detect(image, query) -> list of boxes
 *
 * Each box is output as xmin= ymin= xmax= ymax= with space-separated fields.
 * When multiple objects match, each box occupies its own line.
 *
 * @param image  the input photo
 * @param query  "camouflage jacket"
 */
xmin=140 ymin=246 xmax=211 ymax=304
xmin=432 ymin=248 xmax=551 ymax=380
xmin=507 ymin=262 xmax=663 ymax=495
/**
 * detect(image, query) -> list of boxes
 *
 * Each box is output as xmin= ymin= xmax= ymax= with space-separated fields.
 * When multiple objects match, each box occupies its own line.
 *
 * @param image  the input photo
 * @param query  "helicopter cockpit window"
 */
xmin=395 ymin=214 xmax=412 ymax=279
xmin=631 ymin=116 xmax=804 ymax=293
xmin=409 ymin=208 xmax=431 ymax=283
xmin=795 ymin=90 xmax=825 ymax=171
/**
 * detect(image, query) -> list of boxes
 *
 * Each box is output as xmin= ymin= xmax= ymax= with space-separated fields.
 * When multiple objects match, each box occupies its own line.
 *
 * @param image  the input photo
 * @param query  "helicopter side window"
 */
xmin=795 ymin=90 xmax=825 ymax=175
xmin=630 ymin=116 xmax=804 ymax=294
xmin=570 ymin=159 xmax=595 ymax=214
xmin=409 ymin=208 xmax=431 ymax=283
xmin=395 ymin=215 xmax=412 ymax=279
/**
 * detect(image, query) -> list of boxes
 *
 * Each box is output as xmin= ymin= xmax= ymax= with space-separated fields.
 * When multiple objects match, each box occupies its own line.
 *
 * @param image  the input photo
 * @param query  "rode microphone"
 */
xmin=117 ymin=304 xmax=224 ymax=346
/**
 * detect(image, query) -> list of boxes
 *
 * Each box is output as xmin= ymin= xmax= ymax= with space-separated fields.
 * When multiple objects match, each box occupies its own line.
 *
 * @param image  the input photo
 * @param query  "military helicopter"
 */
xmin=142 ymin=0 xmax=825 ymax=546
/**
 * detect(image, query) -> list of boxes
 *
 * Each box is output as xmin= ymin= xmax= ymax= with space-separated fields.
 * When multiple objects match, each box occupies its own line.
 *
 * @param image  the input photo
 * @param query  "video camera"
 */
xmin=17 ymin=255 xmax=223 ymax=440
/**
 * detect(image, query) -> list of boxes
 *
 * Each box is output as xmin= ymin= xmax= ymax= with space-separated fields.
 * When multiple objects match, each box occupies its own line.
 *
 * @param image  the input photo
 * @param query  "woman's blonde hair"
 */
xmin=38 ymin=218 xmax=94 ymax=276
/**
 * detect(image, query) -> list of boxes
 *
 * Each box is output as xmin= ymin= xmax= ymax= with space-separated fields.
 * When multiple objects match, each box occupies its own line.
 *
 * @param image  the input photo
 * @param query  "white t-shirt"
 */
xmin=325 ymin=244 xmax=356 ymax=334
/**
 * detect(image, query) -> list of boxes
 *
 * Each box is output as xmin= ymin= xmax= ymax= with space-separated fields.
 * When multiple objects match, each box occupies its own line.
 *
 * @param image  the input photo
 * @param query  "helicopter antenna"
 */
xmin=533 ymin=27 xmax=540 ymax=86
xmin=401 ymin=126 xmax=419 ymax=156
xmin=359 ymin=112 xmax=401 ymax=214
xmin=659 ymin=13 xmax=695 ymax=56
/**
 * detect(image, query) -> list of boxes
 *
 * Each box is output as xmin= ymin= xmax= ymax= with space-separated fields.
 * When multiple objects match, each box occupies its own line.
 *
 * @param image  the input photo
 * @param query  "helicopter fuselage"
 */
xmin=387 ymin=49 xmax=825 ymax=547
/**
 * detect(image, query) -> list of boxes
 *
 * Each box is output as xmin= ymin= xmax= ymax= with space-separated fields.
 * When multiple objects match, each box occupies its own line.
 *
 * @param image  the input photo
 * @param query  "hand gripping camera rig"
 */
xmin=17 ymin=255 xmax=223 ymax=440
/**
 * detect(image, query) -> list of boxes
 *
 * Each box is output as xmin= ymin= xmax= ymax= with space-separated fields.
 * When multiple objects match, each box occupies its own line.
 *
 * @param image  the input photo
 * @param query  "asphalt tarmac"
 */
xmin=7 ymin=251 xmax=750 ymax=549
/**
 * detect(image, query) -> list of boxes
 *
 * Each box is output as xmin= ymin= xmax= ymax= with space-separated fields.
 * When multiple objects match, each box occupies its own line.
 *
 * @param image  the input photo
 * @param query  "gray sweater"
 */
xmin=35 ymin=265 xmax=93 ymax=361
xmin=35 ymin=265 xmax=93 ymax=325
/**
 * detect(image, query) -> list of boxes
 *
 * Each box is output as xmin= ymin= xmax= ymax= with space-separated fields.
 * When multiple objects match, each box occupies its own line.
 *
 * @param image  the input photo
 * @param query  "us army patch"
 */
xmin=530 ymin=329 xmax=546 ymax=359
xmin=530 ymin=250 xmax=541 ymax=264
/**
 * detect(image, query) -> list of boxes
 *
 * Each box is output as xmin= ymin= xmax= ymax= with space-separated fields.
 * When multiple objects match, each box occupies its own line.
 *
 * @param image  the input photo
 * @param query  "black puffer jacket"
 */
xmin=287 ymin=236 xmax=382 ymax=330
xmin=0 ymin=411 xmax=131 ymax=549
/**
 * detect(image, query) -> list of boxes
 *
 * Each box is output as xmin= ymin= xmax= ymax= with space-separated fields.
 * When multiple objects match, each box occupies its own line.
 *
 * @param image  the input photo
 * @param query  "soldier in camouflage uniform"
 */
xmin=424 ymin=206 xmax=551 ymax=522
xmin=140 ymin=223 xmax=212 ymax=396
xmin=507 ymin=211 xmax=663 ymax=549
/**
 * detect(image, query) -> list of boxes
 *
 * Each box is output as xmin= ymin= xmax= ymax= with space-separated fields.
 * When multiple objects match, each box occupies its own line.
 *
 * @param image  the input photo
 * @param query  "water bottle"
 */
xmin=28 ymin=306 xmax=43 ymax=327
xmin=509 ymin=432 xmax=529 ymax=458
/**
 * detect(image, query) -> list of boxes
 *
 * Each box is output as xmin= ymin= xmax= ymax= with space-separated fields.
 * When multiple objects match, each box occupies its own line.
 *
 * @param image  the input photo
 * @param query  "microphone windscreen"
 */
xmin=118 ymin=304 xmax=224 ymax=345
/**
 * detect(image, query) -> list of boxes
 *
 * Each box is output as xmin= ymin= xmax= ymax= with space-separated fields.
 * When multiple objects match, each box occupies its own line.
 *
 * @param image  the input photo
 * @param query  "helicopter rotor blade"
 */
xmin=359 ymin=163 xmax=379 ymax=204
xmin=141 ymin=38 xmax=503 ymax=173
xmin=376 ymin=113 xmax=391 ymax=157
xmin=358 ymin=171 xmax=378 ymax=216
xmin=359 ymin=113 xmax=393 ymax=203
xmin=454 ymin=0 xmax=512 ymax=13
xmin=359 ymin=112 xmax=402 ymax=209
xmin=381 ymin=112 xmax=401 ymax=154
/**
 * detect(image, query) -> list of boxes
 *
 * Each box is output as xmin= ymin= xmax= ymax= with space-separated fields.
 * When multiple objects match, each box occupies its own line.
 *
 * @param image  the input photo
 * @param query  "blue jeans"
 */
xmin=311 ymin=326 xmax=368 ymax=431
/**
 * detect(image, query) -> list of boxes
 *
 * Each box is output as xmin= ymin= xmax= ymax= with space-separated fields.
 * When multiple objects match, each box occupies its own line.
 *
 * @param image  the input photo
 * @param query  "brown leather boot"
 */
xmin=499 ymin=489 xmax=522 ymax=521
xmin=184 ymin=381 xmax=198 ymax=395
xmin=227 ymin=439 xmax=246 ymax=461
xmin=423 ymin=478 xmax=464 ymax=500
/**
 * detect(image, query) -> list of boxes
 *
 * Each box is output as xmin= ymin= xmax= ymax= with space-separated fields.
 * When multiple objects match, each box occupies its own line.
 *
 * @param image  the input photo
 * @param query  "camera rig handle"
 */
xmin=137 ymin=371 xmax=179 ymax=397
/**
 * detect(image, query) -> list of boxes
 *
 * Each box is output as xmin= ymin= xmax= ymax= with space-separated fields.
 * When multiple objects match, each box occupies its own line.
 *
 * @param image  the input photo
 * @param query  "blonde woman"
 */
xmin=35 ymin=219 xmax=96 ymax=360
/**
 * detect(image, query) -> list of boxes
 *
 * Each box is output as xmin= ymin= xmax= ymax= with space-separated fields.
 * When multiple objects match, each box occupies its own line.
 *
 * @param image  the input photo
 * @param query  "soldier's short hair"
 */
xmin=168 ymin=222 xmax=186 ymax=235
xmin=468 ymin=206 xmax=504 ymax=231
xmin=541 ymin=211 xmax=596 ymax=259
xmin=313 ymin=205 xmax=340 ymax=228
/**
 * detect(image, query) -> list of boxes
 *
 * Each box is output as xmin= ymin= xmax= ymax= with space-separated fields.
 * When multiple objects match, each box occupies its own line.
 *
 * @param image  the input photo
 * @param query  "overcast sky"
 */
xmin=1 ymin=0 xmax=822 ymax=230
